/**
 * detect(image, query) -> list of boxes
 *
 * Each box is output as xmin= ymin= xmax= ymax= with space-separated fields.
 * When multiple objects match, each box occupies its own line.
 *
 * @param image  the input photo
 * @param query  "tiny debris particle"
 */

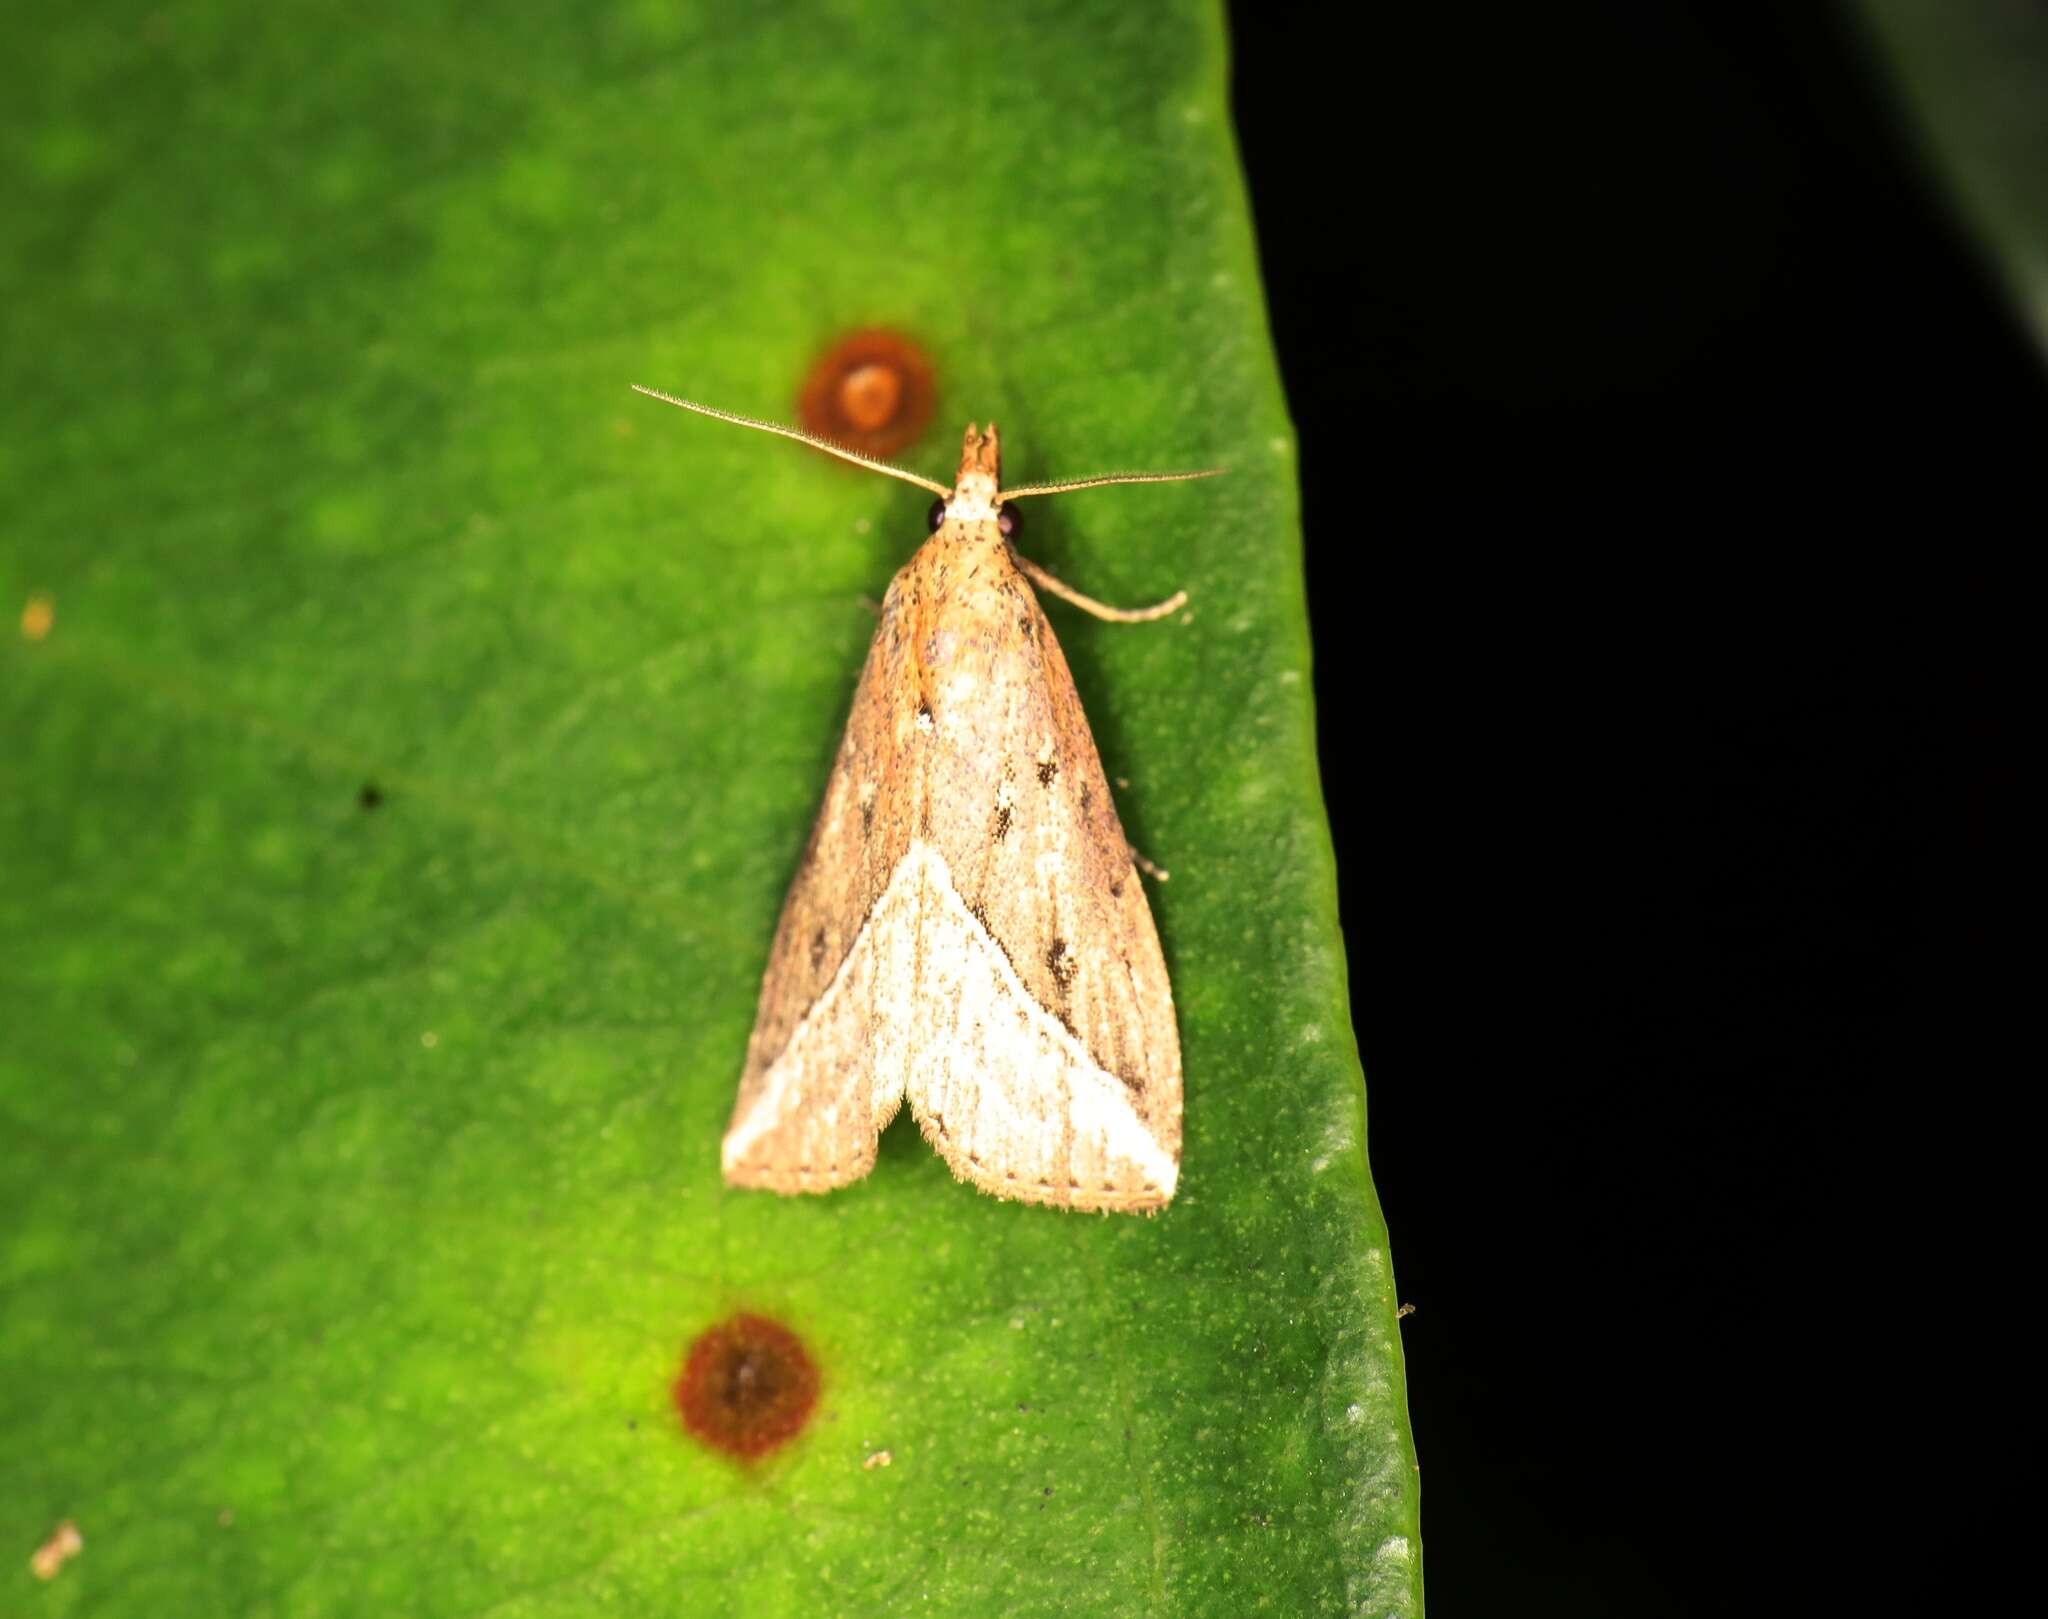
xmin=862 ymin=1448 xmax=893 ymax=1470
xmin=1396 ymin=1302 xmax=1416 ymax=1319
xmin=30 ymin=1520 xmax=82 ymax=1581
xmin=20 ymin=594 xmax=54 ymax=642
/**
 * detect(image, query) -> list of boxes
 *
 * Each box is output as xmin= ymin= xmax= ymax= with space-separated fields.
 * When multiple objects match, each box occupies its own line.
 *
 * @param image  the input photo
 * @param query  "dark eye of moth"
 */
xmin=997 ymin=501 xmax=1021 ymax=539
xmin=927 ymin=499 xmax=947 ymax=532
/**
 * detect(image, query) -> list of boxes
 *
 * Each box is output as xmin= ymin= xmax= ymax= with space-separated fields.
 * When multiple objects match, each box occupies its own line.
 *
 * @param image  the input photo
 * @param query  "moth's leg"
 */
xmin=1015 ymin=556 xmax=1187 ymax=624
xmin=1128 ymin=845 xmax=1171 ymax=883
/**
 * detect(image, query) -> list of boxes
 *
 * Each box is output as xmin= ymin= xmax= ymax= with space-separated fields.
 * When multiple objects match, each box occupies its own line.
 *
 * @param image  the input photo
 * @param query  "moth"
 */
xmin=634 ymin=386 xmax=1218 ymax=1212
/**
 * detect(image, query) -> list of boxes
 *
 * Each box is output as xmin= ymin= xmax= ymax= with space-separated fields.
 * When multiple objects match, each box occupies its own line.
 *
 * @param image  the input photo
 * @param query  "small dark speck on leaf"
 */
xmin=358 ymin=783 xmax=383 ymax=810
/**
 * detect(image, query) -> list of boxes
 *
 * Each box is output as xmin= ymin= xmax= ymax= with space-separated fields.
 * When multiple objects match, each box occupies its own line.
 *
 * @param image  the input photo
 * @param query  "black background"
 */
xmin=1231 ymin=4 xmax=2019 ymax=1613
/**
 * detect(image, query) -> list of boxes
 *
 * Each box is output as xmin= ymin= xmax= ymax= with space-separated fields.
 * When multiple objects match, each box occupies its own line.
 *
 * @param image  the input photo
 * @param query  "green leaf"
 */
xmin=1856 ymin=0 xmax=2048 ymax=351
xmin=0 ymin=2 xmax=1419 ymax=1614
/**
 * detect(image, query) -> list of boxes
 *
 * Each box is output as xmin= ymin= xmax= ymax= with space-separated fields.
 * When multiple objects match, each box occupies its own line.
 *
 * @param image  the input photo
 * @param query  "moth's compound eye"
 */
xmin=997 ymin=501 xmax=1022 ymax=540
xmin=927 ymin=499 xmax=947 ymax=532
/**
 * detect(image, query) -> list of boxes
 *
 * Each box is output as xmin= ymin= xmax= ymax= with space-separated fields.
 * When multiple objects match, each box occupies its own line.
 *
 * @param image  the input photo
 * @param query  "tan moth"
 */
xmin=634 ymin=385 xmax=1219 ymax=1213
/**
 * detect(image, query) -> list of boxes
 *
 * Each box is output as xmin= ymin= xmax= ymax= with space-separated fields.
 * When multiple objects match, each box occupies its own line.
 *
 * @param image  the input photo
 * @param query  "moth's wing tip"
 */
xmin=720 ymin=1163 xmax=876 ymax=1196
xmin=938 ymin=1153 xmax=1177 ymax=1215
xmin=911 ymin=1091 xmax=1180 ymax=1212
xmin=720 ymin=1138 xmax=881 ymax=1196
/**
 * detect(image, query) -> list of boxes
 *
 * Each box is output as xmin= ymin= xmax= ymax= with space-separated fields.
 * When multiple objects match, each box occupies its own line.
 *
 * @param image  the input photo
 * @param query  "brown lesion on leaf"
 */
xmin=992 ymin=803 xmax=1012 ymax=842
xmin=1045 ymin=937 xmax=1077 ymax=990
xmin=672 ymin=1314 xmax=821 ymax=1461
xmin=1036 ymin=757 xmax=1058 ymax=787
xmin=809 ymin=926 xmax=829 ymax=973
xmin=794 ymin=327 xmax=936 ymax=457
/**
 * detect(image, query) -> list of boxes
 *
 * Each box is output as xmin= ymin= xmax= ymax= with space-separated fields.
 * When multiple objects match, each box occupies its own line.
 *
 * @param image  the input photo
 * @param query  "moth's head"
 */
xmin=931 ymin=422 xmax=1013 ymax=533
xmin=938 ymin=422 xmax=998 ymax=518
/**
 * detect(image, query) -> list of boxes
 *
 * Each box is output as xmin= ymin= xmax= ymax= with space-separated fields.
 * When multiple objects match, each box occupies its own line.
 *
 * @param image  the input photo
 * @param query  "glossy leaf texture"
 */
xmin=0 ymin=2 xmax=1419 ymax=1614
xmin=1858 ymin=0 xmax=2048 ymax=351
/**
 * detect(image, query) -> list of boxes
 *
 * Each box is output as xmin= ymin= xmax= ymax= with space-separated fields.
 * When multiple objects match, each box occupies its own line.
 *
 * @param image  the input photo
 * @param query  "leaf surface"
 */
xmin=0 ymin=2 xmax=1419 ymax=1613
xmin=1858 ymin=0 xmax=2048 ymax=349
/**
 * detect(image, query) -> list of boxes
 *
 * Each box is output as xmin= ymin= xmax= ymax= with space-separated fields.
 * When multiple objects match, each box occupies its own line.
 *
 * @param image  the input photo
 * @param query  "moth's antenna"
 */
xmin=1000 ymin=467 xmax=1227 ymax=500
xmin=631 ymin=385 xmax=953 ymax=497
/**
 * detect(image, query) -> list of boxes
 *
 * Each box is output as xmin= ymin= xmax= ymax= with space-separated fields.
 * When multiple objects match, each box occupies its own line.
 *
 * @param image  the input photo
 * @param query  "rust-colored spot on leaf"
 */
xmin=21 ymin=594 xmax=54 ymax=642
xmin=673 ymin=1313 xmax=819 ymax=1460
xmin=796 ymin=329 xmax=936 ymax=457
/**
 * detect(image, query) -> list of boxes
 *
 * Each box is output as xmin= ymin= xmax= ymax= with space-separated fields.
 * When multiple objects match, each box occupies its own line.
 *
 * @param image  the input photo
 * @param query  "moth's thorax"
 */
xmin=943 ymin=420 xmax=1002 ymax=523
